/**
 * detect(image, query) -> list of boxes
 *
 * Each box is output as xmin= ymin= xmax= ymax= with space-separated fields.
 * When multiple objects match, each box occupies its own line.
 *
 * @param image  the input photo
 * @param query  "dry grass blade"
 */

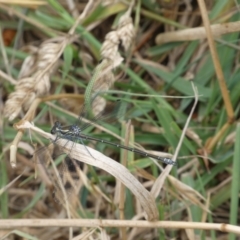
xmin=0 ymin=219 xmax=240 ymax=235
xmin=0 ymin=171 xmax=25 ymax=196
xmin=168 ymin=175 xmax=209 ymax=213
xmin=156 ymin=21 xmax=240 ymax=44
xmin=0 ymin=70 xmax=17 ymax=85
xmin=100 ymin=228 xmax=111 ymax=240
xmin=16 ymin=121 xmax=159 ymax=221
xmin=0 ymin=0 xmax=47 ymax=6
xmin=195 ymin=0 xmax=235 ymax=157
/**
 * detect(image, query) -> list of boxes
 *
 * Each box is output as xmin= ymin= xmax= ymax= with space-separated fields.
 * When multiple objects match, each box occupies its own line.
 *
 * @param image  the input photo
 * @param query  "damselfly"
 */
xmin=50 ymin=99 xmax=176 ymax=166
xmin=35 ymin=98 xmax=176 ymax=203
xmin=51 ymin=121 xmax=176 ymax=165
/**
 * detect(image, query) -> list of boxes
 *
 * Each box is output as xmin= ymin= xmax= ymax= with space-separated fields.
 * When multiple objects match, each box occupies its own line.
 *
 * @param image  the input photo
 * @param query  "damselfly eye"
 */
xmin=51 ymin=127 xmax=56 ymax=134
xmin=51 ymin=121 xmax=62 ymax=134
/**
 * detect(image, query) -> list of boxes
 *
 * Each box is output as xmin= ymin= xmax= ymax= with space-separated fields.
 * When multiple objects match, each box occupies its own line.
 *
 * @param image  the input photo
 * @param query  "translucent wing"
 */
xmin=74 ymin=98 xmax=128 ymax=132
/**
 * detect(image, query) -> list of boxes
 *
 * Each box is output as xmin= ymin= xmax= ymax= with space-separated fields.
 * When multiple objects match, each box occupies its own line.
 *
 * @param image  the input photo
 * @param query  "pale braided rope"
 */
xmin=4 ymin=38 xmax=74 ymax=120
xmin=4 ymin=0 xmax=95 ymax=121
xmin=85 ymin=0 xmax=136 ymax=116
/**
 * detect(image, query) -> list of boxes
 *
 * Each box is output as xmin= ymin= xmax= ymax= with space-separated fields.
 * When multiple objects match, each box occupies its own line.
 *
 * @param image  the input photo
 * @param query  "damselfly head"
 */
xmin=51 ymin=121 xmax=62 ymax=134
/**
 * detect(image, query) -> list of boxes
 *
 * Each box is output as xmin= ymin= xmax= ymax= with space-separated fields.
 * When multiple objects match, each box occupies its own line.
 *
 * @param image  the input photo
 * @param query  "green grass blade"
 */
xmin=229 ymin=123 xmax=240 ymax=240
